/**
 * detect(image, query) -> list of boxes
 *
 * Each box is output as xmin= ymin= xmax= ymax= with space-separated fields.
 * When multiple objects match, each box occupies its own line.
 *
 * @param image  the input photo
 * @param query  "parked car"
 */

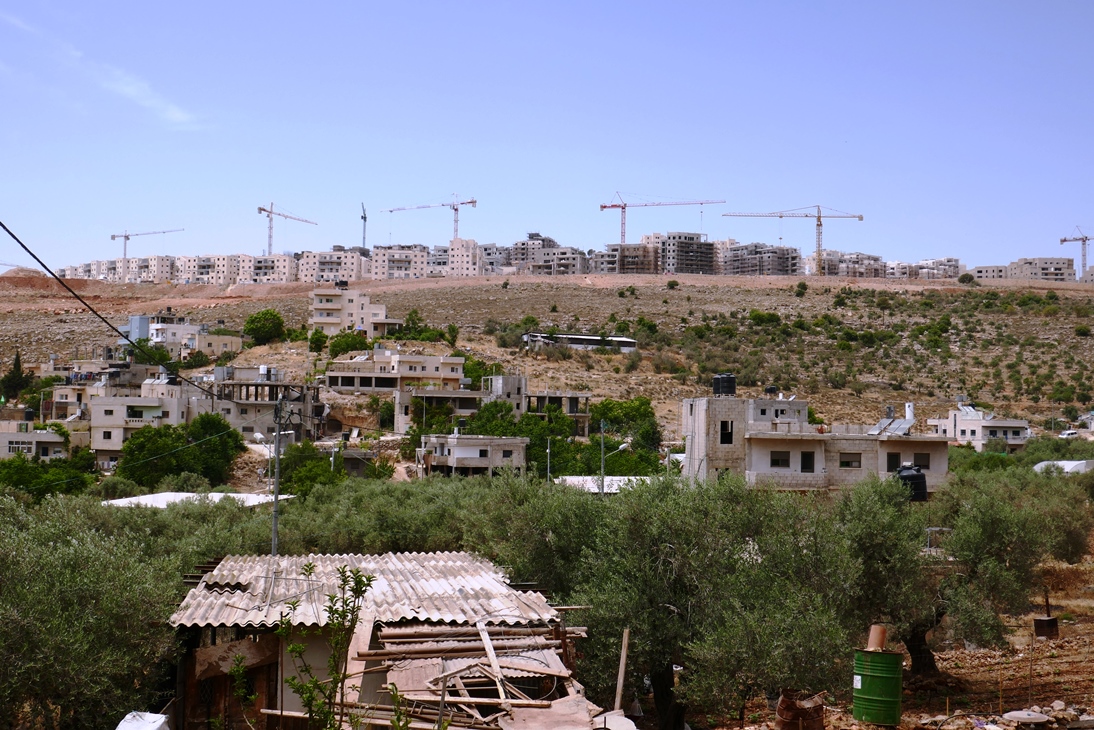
xmin=1059 ymin=429 xmax=1079 ymax=439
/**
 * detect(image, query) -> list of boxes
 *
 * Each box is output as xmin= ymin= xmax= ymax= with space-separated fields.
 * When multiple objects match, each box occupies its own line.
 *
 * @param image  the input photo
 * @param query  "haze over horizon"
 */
xmin=2 ymin=3 xmax=1092 ymax=272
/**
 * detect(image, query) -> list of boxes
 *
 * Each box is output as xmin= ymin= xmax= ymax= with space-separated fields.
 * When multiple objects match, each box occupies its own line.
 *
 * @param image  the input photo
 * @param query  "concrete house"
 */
xmin=926 ymin=403 xmax=1031 ymax=452
xmin=326 ymin=348 xmax=466 ymax=395
xmin=88 ymin=376 xmax=187 ymax=468
xmin=681 ymin=387 xmax=949 ymax=492
xmin=0 ymin=420 xmax=66 ymax=461
xmin=419 ymin=433 xmax=530 ymax=476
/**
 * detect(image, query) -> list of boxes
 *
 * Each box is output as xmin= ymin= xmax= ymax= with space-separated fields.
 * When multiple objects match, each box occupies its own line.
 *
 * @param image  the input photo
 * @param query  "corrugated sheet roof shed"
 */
xmin=170 ymin=551 xmax=556 ymax=629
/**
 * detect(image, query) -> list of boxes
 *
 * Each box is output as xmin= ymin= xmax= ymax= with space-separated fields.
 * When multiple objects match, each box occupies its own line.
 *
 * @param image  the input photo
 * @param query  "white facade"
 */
xmin=447 ymin=238 xmax=484 ymax=277
xmin=297 ymin=247 xmax=369 ymax=283
xmin=308 ymin=286 xmax=403 ymax=336
xmin=371 ymin=245 xmax=430 ymax=280
xmin=926 ymin=404 xmax=1031 ymax=452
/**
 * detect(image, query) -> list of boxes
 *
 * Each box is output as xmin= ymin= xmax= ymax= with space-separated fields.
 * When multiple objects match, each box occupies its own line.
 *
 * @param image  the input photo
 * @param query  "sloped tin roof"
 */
xmin=170 ymin=551 xmax=555 ymax=629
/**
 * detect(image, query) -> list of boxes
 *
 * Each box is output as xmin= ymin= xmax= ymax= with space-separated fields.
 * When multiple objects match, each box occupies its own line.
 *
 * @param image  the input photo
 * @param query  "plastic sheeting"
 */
xmin=114 ymin=712 xmax=168 ymax=730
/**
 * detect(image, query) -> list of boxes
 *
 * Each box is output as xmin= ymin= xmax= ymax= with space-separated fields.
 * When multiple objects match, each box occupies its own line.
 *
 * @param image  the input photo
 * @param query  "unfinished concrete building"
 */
xmin=419 ymin=433 xmax=529 ymax=476
xmin=681 ymin=387 xmax=949 ymax=492
xmin=716 ymin=242 xmax=801 ymax=276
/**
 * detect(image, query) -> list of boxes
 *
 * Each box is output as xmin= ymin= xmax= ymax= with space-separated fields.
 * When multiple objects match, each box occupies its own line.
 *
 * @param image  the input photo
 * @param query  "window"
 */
xmin=689 ymin=403 xmax=694 ymax=416
xmin=970 ymin=429 xmax=977 ymax=437
xmin=478 ymin=449 xmax=488 ymax=458
xmin=240 ymin=408 xmax=248 ymax=415
xmin=403 ymin=406 xmax=410 ymax=416
xmin=103 ymin=430 xmax=113 ymax=441
xmin=719 ymin=420 xmax=733 ymax=445
xmin=839 ymin=452 xmax=861 ymax=469
xmin=801 ymin=451 xmax=815 ymax=474
xmin=960 ymin=429 xmax=967 ymax=437
xmin=7 ymin=440 xmax=32 ymax=454
xmin=17 ymin=422 xmax=28 ymax=433
xmin=266 ymin=426 xmax=275 ymax=433
xmin=886 ymin=453 xmax=901 ymax=472
xmin=435 ymin=366 xmax=440 ymax=372
xmin=502 ymin=449 xmax=513 ymax=459
xmin=162 ymin=412 xmax=169 ymax=420
xmin=760 ymin=408 xmax=767 ymax=416
xmin=1012 ymin=430 xmax=1021 ymax=437
xmin=770 ymin=451 xmax=790 ymax=468
xmin=989 ymin=429 xmax=997 ymax=438
xmin=104 ymin=409 xmax=114 ymax=416
xmin=913 ymin=453 xmax=931 ymax=470
xmin=242 ymin=426 xmax=254 ymax=433
xmin=222 ymin=408 xmax=231 ymax=415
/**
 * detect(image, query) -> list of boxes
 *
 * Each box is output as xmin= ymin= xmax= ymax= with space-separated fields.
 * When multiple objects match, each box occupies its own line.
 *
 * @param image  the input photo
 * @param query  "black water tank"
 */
xmin=896 ymin=465 xmax=928 ymax=502
xmin=764 ymin=385 xmax=778 ymax=395
xmin=713 ymin=373 xmax=736 ymax=396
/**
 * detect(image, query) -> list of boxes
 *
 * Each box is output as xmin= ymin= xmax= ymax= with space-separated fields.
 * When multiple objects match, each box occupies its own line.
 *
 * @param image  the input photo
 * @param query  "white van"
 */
xmin=1059 ymin=429 xmax=1079 ymax=439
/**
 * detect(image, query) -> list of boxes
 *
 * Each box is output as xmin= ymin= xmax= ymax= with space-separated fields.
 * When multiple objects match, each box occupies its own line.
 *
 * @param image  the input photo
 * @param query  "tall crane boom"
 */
xmin=600 ymin=195 xmax=725 ymax=245
xmin=381 ymin=198 xmax=477 ymax=241
xmin=1061 ymin=229 xmax=1091 ymax=281
xmin=110 ymin=228 xmax=184 ymax=283
xmin=360 ymin=204 xmax=368 ymax=249
xmin=722 ymin=205 xmax=863 ymax=276
xmin=257 ymin=203 xmax=317 ymax=256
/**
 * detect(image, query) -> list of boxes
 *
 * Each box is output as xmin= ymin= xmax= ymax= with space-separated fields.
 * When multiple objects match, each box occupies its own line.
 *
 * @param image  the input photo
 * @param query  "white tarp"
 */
xmin=114 ymin=712 xmax=168 ymax=730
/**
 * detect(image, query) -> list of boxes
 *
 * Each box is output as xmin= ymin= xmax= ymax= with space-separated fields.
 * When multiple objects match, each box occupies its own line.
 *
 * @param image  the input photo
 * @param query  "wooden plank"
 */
xmin=614 ymin=627 xmax=630 ymax=712
xmin=476 ymin=620 xmax=509 ymax=710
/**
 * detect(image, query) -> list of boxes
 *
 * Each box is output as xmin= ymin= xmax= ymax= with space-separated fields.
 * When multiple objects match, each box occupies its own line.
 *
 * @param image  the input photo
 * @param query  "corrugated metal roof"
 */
xmin=171 ymin=552 xmax=556 ymax=629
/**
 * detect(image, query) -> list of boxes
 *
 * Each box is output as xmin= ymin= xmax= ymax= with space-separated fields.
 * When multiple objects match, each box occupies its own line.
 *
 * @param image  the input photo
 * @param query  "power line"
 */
xmin=0 ymin=219 xmax=220 ymax=401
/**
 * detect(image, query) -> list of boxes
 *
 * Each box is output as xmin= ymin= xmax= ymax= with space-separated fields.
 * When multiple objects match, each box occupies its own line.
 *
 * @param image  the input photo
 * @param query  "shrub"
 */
xmin=180 ymin=350 xmax=211 ymax=369
xmin=667 ymin=280 xmax=680 ymax=290
xmin=309 ymin=328 xmax=329 ymax=353
xmin=958 ymin=273 xmax=975 ymax=284
xmin=243 ymin=309 xmax=285 ymax=345
xmin=1076 ymin=325 xmax=1091 ymax=337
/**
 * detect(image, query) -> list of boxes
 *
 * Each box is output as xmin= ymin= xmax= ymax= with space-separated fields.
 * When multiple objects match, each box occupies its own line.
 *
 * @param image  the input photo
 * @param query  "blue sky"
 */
xmin=2 ymin=2 xmax=1092 ymax=271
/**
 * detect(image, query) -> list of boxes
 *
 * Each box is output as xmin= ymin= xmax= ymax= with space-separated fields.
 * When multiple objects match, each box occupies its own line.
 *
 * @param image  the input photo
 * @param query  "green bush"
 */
xmin=243 ymin=309 xmax=285 ymax=345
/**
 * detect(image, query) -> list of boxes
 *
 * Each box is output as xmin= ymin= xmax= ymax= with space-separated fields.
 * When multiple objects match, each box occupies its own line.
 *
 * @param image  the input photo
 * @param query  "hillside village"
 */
xmin=3 ymin=270 xmax=1094 ymax=730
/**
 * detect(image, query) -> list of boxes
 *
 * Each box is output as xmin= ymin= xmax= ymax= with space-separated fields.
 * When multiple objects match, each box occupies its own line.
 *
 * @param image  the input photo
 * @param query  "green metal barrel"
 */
xmin=852 ymin=649 xmax=903 ymax=725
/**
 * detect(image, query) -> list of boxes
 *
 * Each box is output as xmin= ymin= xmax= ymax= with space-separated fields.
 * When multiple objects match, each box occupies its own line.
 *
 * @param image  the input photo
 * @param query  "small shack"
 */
xmin=170 ymin=552 xmax=624 ymax=730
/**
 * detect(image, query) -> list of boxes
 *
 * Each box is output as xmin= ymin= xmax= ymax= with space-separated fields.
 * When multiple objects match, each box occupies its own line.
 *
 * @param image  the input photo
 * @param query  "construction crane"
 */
xmin=257 ymin=203 xmax=317 ymax=256
xmin=360 ymin=204 xmax=367 ymax=249
xmin=381 ymin=198 xmax=477 ymax=241
xmin=110 ymin=228 xmax=184 ymax=283
xmin=1060 ymin=228 xmax=1091 ymax=281
xmin=600 ymin=195 xmax=725 ymax=245
xmin=722 ymin=205 xmax=863 ymax=276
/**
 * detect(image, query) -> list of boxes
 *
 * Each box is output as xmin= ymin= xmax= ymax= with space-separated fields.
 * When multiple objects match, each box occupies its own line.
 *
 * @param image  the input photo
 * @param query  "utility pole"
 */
xmin=361 ymin=204 xmax=368 ymax=249
xmin=272 ymin=397 xmax=283 ymax=556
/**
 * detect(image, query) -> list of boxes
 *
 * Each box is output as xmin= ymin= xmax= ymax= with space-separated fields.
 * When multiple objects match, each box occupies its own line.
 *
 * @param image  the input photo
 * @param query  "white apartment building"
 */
xmin=479 ymin=243 xmax=510 ymax=273
xmin=237 ymin=254 xmax=299 ymax=284
xmin=658 ymin=232 xmax=715 ymax=275
xmin=148 ymin=322 xmax=242 ymax=360
xmin=297 ymin=247 xmax=370 ymax=283
xmin=510 ymin=233 xmax=559 ymax=268
xmin=716 ymin=241 xmax=799 ymax=276
xmin=175 ymin=255 xmax=240 ymax=285
xmin=308 ymin=286 xmax=403 ymax=336
xmin=1008 ymin=257 xmax=1075 ymax=282
xmin=447 ymin=238 xmax=485 ymax=277
xmin=327 ymin=348 xmax=465 ymax=396
xmin=371 ymin=245 xmax=430 ymax=280
xmin=528 ymin=246 xmax=588 ymax=276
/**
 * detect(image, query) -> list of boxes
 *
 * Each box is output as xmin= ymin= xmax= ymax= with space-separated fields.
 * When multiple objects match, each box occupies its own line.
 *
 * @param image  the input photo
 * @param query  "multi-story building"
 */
xmin=426 ymin=246 xmax=450 ymax=277
xmin=510 ymin=233 xmax=559 ymax=269
xmin=174 ymin=255 xmax=240 ymax=285
xmin=716 ymin=242 xmax=800 ymax=276
xmin=447 ymin=238 xmax=484 ymax=278
xmin=89 ymin=376 xmax=188 ymax=468
xmin=1008 ymin=257 xmax=1075 ymax=282
xmin=326 ymin=348 xmax=465 ymax=395
xmin=307 ymin=286 xmax=403 ymax=336
xmin=681 ymin=389 xmax=949 ymax=491
xmin=371 ymin=244 xmax=430 ymax=280
xmin=237 ymin=254 xmax=299 ymax=284
xmin=479 ymin=243 xmax=510 ymax=273
xmin=804 ymin=250 xmax=885 ymax=278
xmin=296 ymin=246 xmax=370 ymax=283
xmin=657 ymin=232 xmax=714 ymax=275
xmin=528 ymin=246 xmax=588 ymax=276
xmin=588 ymin=248 xmax=619 ymax=274
xmin=418 ymin=433 xmax=529 ymax=476
xmin=148 ymin=322 xmax=242 ymax=360
xmin=971 ymin=264 xmax=1008 ymax=280
xmin=209 ymin=365 xmax=323 ymax=442
xmin=926 ymin=403 xmax=1030 ymax=453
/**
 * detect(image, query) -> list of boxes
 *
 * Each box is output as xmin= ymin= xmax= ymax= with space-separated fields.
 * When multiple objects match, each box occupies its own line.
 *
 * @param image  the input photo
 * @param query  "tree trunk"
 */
xmin=650 ymin=662 xmax=686 ymax=730
xmin=903 ymin=621 xmax=939 ymax=676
